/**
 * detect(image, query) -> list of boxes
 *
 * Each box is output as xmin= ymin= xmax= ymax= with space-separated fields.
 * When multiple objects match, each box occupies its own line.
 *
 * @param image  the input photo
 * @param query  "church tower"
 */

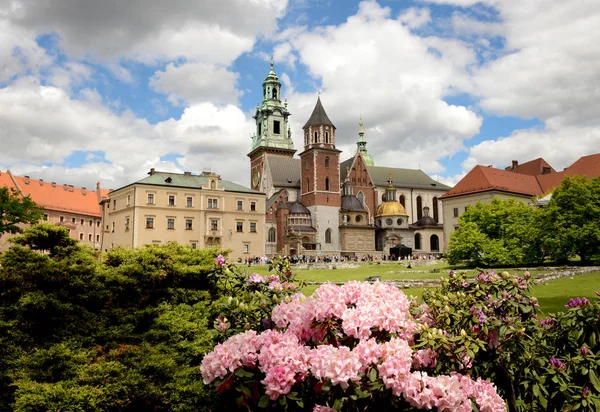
xmin=300 ymin=96 xmax=342 ymax=253
xmin=247 ymin=60 xmax=295 ymax=192
xmin=356 ymin=118 xmax=374 ymax=166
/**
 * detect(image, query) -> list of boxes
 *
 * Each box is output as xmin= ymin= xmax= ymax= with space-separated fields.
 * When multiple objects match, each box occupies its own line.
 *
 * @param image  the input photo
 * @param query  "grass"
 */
xmin=238 ymin=262 xmax=600 ymax=314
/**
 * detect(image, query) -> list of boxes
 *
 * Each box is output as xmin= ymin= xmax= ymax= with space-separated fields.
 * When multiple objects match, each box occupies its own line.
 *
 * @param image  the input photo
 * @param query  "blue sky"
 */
xmin=1 ymin=0 xmax=598 ymax=190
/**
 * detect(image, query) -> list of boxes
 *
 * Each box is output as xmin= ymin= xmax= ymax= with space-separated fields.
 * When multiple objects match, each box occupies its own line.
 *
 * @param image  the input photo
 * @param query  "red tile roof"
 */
xmin=0 ymin=170 xmax=18 ymax=192
xmin=443 ymin=153 xmax=600 ymax=199
xmin=1 ymin=171 xmax=105 ymax=217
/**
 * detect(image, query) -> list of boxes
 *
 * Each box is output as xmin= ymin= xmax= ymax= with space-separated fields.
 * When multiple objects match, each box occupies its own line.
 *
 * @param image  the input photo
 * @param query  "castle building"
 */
xmin=0 ymin=169 xmax=108 ymax=252
xmin=248 ymin=63 xmax=451 ymax=258
xmin=100 ymin=169 xmax=266 ymax=260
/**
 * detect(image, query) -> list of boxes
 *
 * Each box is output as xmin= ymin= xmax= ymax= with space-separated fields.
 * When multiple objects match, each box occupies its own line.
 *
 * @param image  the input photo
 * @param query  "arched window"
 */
xmin=415 ymin=233 xmax=422 ymax=250
xmin=357 ymin=191 xmax=364 ymax=206
xmin=268 ymin=228 xmax=276 ymax=242
xmin=325 ymin=157 xmax=330 ymax=168
xmin=430 ymin=234 xmax=439 ymax=251
xmin=314 ymin=131 xmax=318 ymax=143
xmin=325 ymin=228 xmax=332 ymax=244
xmin=416 ymin=196 xmax=423 ymax=219
xmin=325 ymin=131 xmax=329 ymax=143
xmin=210 ymin=180 xmax=216 ymax=189
xmin=432 ymin=197 xmax=439 ymax=222
xmin=273 ymin=87 xmax=278 ymax=100
xmin=381 ymin=193 xmax=386 ymax=202
xmin=399 ymin=194 xmax=405 ymax=207
xmin=325 ymin=177 xmax=330 ymax=191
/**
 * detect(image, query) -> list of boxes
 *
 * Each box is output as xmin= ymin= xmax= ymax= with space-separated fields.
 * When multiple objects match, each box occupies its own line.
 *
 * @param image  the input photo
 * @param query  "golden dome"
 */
xmin=376 ymin=201 xmax=408 ymax=217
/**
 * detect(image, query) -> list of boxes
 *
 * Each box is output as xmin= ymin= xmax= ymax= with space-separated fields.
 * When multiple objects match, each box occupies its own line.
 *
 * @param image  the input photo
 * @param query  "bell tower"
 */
xmin=247 ymin=59 xmax=295 ymax=192
xmin=300 ymin=95 xmax=341 ymax=253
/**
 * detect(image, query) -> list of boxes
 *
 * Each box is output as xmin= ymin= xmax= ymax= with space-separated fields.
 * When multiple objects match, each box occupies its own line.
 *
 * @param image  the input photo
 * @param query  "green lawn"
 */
xmin=238 ymin=263 xmax=600 ymax=314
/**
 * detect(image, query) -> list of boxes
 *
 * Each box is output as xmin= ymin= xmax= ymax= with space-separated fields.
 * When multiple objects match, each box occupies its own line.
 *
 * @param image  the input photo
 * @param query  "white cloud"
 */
xmin=48 ymin=61 xmax=93 ymax=91
xmin=398 ymin=7 xmax=431 ymax=29
xmin=278 ymin=0 xmax=481 ymax=175
xmin=149 ymin=63 xmax=241 ymax=106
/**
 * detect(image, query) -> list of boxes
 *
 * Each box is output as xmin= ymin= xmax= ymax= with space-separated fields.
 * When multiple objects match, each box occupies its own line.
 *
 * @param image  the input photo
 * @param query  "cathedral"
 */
xmin=247 ymin=62 xmax=450 ymax=259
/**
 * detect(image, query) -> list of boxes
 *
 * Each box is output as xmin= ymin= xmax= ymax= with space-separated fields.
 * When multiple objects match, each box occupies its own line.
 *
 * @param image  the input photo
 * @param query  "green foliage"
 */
xmin=0 ymin=187 xmax=43 ymax=237
xmin=415 ymin=270 xmax=600 ymax=411
xmin=0 ymin=225 xmax=222 ymax=411
xmin=448 ymin=197 xmax=544 ymax=267
xmin=539 ymin=175 xmax=600 ymax=263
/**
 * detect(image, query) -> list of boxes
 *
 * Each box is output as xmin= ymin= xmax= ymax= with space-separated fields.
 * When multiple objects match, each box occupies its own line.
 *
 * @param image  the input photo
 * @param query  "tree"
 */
xmin=448 ymin=197 xmax=543 ymax=267
xmin=540 ymin=175 xmax=600 ymax=264
xmin=0 ymin=187 xmax=43 ymax=237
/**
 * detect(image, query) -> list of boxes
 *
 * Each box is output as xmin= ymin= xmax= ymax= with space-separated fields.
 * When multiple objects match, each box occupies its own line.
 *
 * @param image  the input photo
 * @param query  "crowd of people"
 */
xmin=242 ymin=253 xmax=442 ymax=266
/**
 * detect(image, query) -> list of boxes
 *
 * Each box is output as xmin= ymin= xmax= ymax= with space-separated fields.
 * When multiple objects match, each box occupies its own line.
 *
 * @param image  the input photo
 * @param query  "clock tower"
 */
xmin=247 ymin=60 xmax=295 ymax=193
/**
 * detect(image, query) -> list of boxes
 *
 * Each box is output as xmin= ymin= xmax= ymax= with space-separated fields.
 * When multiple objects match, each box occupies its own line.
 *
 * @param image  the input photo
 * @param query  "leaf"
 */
xmin=235 ymin=368 xmax=254 ymax=378
xmin=589 ymin=369 xmax=600 ymax=392
xmin=369 ymin=367 xmax=377 ymax=382
xmin=258 ymin=395 xmax=270 ymax=408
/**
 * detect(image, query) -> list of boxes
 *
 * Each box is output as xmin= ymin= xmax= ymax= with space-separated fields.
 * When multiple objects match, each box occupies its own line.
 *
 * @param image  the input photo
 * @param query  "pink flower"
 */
xmin=215 ymin=254 xmax=226 ymax=266
xmin=313 ymin=406 xmax=336 ymax=412
xmin=247 ymin=273 xmax=265 ymax=284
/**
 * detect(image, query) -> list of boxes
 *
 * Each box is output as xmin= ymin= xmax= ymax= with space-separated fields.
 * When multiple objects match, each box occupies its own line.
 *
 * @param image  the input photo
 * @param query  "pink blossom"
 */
xmin=215 ymin=254 xmax=226 ymax=266
xmin=313 ymin=406 xmax=336 ymax=412
xmin=247 ymin=273 xmax=265 ymax=284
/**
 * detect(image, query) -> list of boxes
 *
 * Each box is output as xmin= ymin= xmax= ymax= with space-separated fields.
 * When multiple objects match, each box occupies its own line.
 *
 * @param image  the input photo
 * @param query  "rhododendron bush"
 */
xmin=202 ymin=280 xmax=506 ymax=411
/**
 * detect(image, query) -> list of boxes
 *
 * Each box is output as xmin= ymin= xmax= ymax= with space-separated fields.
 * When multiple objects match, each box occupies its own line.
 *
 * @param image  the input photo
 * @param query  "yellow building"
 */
xmin=101 ymin=169 xmax=266 ymax=260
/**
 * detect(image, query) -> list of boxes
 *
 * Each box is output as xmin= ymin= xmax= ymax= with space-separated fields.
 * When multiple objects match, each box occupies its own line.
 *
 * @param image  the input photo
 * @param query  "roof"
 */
xmin=0 ymin=170 xmax=17 ymax=192
xmin=441 ymin=165 xmax=543 ymax=199
xmin=289 ymin=201 xmax=311 ymax=215
xmin=444 ymin=153 xmax=600 ymax=200
xmin=266 ymin=155 xmax=301 ymax=188
xmin=367 ymin=165 xmax=452 ymax=191
xmin=341 ymin=195 xmax=365 ymax=212
xmin=303 ymin=97 xmax=335 ymax=129
xmin=376 ymin=201 xmax=408 ymax=217
xmin=509 ymin=158 xmax=556 ymax=176
xmin=3 ymin=171 xmax=107 ymax=216
xmin=133 ymin=171 xmax=261 ymax=194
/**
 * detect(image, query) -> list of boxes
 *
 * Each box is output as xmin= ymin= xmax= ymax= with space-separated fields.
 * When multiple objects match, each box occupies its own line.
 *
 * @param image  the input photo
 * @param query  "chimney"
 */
xmin=52 ymin=182 xmax=56 ymax=187
xmin=68 ymin=185 xmax=74 ymax=192
xmin=542 ymin=166 xmax=551 ymax=174
xmin=82 ymin=187 xmax=87 ymax=195
xmin=24 ymin=176 xmax=30 ymax=184
xmin=39 ymin=179 xmax=44 ymax=186
xmin=148 ymin=168 xmax=155 ymax=175
xmin=184 ymin=171 xmax=191 ymax=176
xmin=63 ymin=184 xmax=68 ymax=191
xmin=512 ymin=160 xmax=518 ymax=170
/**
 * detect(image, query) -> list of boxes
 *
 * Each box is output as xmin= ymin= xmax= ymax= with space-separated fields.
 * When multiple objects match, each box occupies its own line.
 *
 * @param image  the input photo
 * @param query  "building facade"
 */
xmin=0 ymin=169 xmax=107 ymax=252
xmin=248 ymin=63 xmax=451 ymax=259
xmin=101 ymin=169 xmax=266 ymax=260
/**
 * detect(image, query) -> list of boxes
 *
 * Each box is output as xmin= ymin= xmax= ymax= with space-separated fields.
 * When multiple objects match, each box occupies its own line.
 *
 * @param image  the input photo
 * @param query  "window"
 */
xmin=325 ymin=131 xmax=329 ymax=143
xmin=80 ymin=218 xmax=84 ymax=225
xmin=111 ymin=222 xmax=115 ymax=232
xmin=325 ymin=177 xmax=330 ymax=191
xmin=305 ymin=160 xmax=309 ymax=170
xmin=96 ymin=234 xmax=100 ymax=242
xmin=186 ymin=196 xmax=193 ymax=207
xmin=386 ymin=218 xmax=393 ymax=225
xmin=211 ymin=219 xmax=218 ymax=230
xmin=258 ymin=122 xmax=262 ymax=136
xmin=186 ymin=219 xmax=193 ymax=230
xmin=325 ymin=228 xmax=332 ymax=244
xmin=268 ymin=227 xmax=276 ymax=242
xmin=237 ymin=200 xmax=243 ymax=211
xmin=433 ymin=197 xmax=439 ymax=222
xmin=416 ymin=196 xmax=423 ymax=220
xmin=399 ymin=194 xmax=405 ymax=207
xmin=113 ymin=199 xmax=116 ymax=209
xmin=453 ymin=207 xmax=459 ymax=218
xmin=210 ymin=180 xmax=216 ymax=189
xmin=167 ymin=218 xmax=175 ymax=229
xmin=236 ymin=222 xmax=243 ymax=232
xmin=96 ymin=221 xmax=100 ymax=228
xmin=168 ymin=195 xmax=175 ymax=206
xmin=88 ymin=234 xmax=92 ymax=241
xmin=397 ymin=218 xmax=403 ymax=225
xmin=415 ymin=233 xmax=422 ymax=250
xmin=43 ymin=214 xmax=49 ymax=221
xmin=89 ymin=220 xmax=92 ymax=226
xmin=430 ymin=235 xmax=440 ymax=252
xmin=146 ymin=217 xmax=154 ymax=228
xmin=313 ymin=131 xmax=318 ymax=143
xmin=147 ymin=193 xmax=155 ymax=204
xmin=127 ymin=194 xmax=131 ymax=205
xmin=250 ymin=222 xmax=257 ymax=232
xmin=60 ymin=216 xmax=64 ymax=222
xmin=125 ymin=217 xmax=130 ymax=230
xmin=250 ymin=201 xmax=256 ymax=211
xmin=243 ymin=244 xmax=249 ymax=254
xmin=355 ymin=215 xmax=362 ymax=223
xmin=208 ymin=198 xmax=218 ymax=209
xmin=72 ymin=217 xmax=76 ymax=224
xmin=79 ymin=233 xmax=84 ymax=240
xmin=191 ymin=243 xmax=197 ymax=249
xmin=273 ymin=120 xmax=280 ymax=134
xmin=357 ymin=191 xmax=364 ymax=206
xmin=325 ymin=157 xmax=330 ymax=168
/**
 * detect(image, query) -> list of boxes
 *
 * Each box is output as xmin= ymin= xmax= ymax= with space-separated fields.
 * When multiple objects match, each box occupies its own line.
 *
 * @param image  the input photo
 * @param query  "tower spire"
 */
xmin=355 ymin=118 xmax=374 ymax=166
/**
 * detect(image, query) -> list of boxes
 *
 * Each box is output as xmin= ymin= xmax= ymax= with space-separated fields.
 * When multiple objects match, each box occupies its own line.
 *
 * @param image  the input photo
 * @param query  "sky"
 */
xmin=1 ymin=0 xmax=599 ymax=191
